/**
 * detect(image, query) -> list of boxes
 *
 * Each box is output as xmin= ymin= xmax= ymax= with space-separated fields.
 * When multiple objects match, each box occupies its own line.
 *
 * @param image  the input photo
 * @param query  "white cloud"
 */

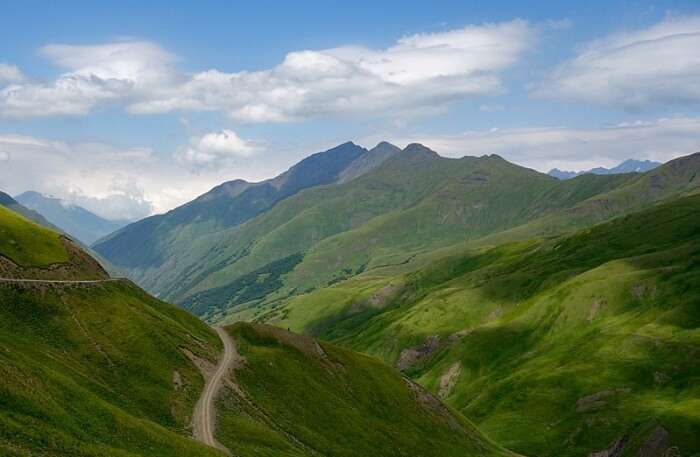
xmin=63 ymin=180 xmax=153 ymax=221
xmin=177 ymin=129 xmax=261 ymax=167
xmin=0 ymin=75 xmax=131 ymax=118
xmin=0 ymin=63 xmax=24 ymax=83
xmin=40 ymin=41 xmax=176 ymax=86
xmin=1 ymin=21 xmax=536 ymax=120
xmin=535 ymin=15 xmax=700 ymax=109
xmin=137 ymin=20 xmax=536 ymax=121
xmin=383 ymin=117 xmax=700 ymax=172
xmin=0 ymin=41 xmax=175 ymax=119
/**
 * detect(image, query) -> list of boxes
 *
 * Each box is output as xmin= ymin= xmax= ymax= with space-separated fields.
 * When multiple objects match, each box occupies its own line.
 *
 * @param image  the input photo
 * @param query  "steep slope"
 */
xmin=16 ymin=191 xmax=129 ymax=245
xmin=1 ymin=204 xmax=515 ymax=456
xmin=548 ymin=158 xmax=661 ymax=179
xmin=337 ymin=141 xmax=401 ymax=183
xmin=172 ymin=147 xmax=656 ymax=321
xmin=269 ymin=194 xmax=700 ymax=457
xmin=0 ymin=204 xmax=107 ymax=280
xmin=0 ymin=205 xmax=226 ymax=456
xmin=93 ymin=141 xmax=367 ymax=281
xmin=213 ymin=322 xmax=516 ymax=457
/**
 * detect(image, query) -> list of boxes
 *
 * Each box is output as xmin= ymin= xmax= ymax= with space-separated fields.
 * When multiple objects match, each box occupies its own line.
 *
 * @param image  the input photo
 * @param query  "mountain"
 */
xmin=337 ymin=141 xmax=402 ymax=183
xmin=100 ymin=143 xmax=699 ymax=325
xmin=15 ymin=191 xmax=130 ymax=245
xmin=549 ymin=158 xmax=661 ymax=179
xmin=0 ymin=203 xmax=510 ymax=457
xmin=265 ymin=193 xmax=700 ymax=456
xmin=93 ymin=141 xmax=367 ymax=271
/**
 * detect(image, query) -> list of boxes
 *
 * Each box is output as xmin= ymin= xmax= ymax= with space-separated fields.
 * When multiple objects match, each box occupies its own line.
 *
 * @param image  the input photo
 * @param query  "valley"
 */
xmin=88 ymin=143 xmax=700 ymax=456
xmin=4 ymin=5 xmax=700 ymax=456
xmin=0 ymin=189 xmax=512 ymax=456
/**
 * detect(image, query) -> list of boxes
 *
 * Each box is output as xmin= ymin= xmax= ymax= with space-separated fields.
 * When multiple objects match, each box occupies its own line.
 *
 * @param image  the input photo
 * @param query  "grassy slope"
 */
xmin=177 ymin=148 xmax=642 ymax=321
xmin=215 ymin=322 xmax=516 ymax=457
xmin=0 ymin=205 xmax=225 ymax=456
xmin=0 ymin=204 xmax=69 ymax=267
xmin=92 ymin=142 xmax=366 ymax=290
xmin=0 ymin=282 xmax=224 ymax=457
xmin=266 ymin=195 xmax=700 ymax=456
xmin=182 ymin=152 xmax=697 ymax=324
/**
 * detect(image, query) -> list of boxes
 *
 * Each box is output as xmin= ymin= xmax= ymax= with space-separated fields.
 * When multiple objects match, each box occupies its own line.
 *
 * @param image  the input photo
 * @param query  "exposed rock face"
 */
xmin=395 ymin=335 xmax=441 ymax=371
xmin=588 ymin=435 xmax=628 ymax=457
xmin=575 ymin=388 xmax=631 ymax=413
xmin=438 ymin=362 xmax=461 ymax=398
xmin=637 ymin=426 xmax=670 ymax=457
xmin=588 ymin=425 xmax=676 ymax=457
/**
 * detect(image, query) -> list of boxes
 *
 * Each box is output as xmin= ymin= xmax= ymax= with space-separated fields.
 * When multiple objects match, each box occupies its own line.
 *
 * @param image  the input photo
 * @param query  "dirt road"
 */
xmin=193 ymin=326 xmax=238 ymax=455
xmin=0 ymin=278 xmax=123 ymax=284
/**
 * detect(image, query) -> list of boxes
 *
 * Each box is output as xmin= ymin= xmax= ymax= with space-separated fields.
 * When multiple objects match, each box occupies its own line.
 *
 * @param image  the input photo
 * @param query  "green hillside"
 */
xmin=214 ymin=322 xmax=516 ymax=457
xmin=0 ymin=205 xmax=224 ymax=456
xmin=93 ymin=142 xmax=367 ymax=283
xmin=0 ymin=204 xmax=108 ymax=280
xmin=0 ymin=281 xmax=226 ymax=457
xmin=0 ymin=203 xmax=521 ymax=456
xmin=180 ymin=150 xmax=698 ymax=324
xmin=0 ymin=190 xmax=59 ymax=232
xmin=137 ymin=144 xmax=655 ymax=320
xmin=267 ymin=194 xmax=700 ymax=456
xmin=0 ymin=204 xmax=69 ymax=268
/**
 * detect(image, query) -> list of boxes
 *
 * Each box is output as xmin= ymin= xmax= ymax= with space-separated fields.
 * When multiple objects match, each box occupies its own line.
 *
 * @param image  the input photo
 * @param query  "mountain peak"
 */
xmin=374 ymin=141 xmax=400 ymax=150
xmin=402 ymin=143 xmax=439 ymax=158
xmin=548 ymin=158 xmax=662 ymax=179
xmin=337 ymin=142 xmax=402 ymax=184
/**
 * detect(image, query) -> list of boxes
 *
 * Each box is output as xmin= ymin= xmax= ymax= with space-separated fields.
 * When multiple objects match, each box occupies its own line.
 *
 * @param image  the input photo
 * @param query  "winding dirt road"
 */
xmin=0 ymin=278 xmax=123 ymax=283
xmin=193 ymin=326 xmax=238 ymax=455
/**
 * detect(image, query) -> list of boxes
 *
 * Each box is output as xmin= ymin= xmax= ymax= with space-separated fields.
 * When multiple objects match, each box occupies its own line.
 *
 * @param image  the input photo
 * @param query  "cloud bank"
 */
xmin=535 ymin=15 xmax=700 ymax=109
xmin=0 ymin=21 xmax=536 ymax=120
xmin=385 ymin=117 xmax=700 ymax=172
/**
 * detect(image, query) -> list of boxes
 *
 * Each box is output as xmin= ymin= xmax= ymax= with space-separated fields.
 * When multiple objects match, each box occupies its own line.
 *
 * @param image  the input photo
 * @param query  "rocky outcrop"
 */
xmin=396 ymin=336 xmax=442 ymax=371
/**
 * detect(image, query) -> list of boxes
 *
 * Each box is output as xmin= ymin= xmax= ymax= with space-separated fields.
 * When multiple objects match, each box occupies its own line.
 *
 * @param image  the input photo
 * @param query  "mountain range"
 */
xmin=548 ymin=158 xmax=661 ymax=179
xmin=0 ymin=195 xmax=514 ymax=457
xmin=93 ymin=144 xmax=699 ymax=326
xmin=15 ymin=191 xmax=131 ymax=245
xmin=3 ymin=141 xmax=699 ymax=456
xmin=86 ymin=143 xmax=700 ymax=455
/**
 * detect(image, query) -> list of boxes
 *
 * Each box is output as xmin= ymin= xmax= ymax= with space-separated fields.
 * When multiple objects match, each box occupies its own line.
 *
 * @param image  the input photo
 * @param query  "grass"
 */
xmin=262 ymin=194 xmax=700 ymax=456
xmin=190 ymin=152 xmax=696 ymax=324
xmin=215 ymin=322 xmax=516 ymax=457
xmin=94 ymin=147 xmax=649 ymax=318
xmin=0 ymin=280 xmax=224 ymax=457
xmin=0 ymin=205 xmax=68 ymax=267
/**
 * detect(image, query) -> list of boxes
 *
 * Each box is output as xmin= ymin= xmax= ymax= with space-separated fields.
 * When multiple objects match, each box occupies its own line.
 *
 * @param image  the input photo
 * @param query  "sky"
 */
xmin=1 ymin=0 xmax=700 ymax=220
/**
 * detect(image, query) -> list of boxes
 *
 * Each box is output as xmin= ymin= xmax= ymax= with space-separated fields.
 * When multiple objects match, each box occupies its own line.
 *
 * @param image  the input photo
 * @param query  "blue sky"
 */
xmin=1 ymin=0 xmax=700 ymax=219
